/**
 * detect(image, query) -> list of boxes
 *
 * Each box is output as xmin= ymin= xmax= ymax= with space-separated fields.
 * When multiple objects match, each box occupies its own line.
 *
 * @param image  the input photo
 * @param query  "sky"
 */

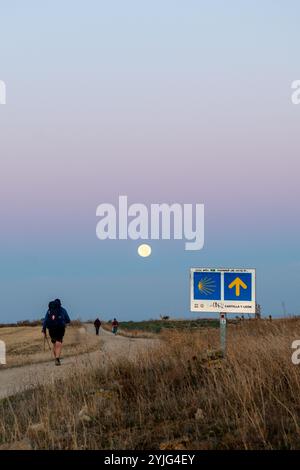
xmin=0 ymin=1 xmax=299 ymax=322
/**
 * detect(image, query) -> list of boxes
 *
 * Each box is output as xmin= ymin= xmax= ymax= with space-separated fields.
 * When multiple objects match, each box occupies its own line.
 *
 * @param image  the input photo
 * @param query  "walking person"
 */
xmin=94 ymin=318 xmax=101 ymax=335
xmin=112 ymin=318 xmax=119 ymax=335
xmin=42 ymin=299 xmax=71 ymax=366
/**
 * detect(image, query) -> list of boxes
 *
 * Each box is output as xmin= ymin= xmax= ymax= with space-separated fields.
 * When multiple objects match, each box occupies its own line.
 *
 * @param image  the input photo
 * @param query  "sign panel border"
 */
xmin=190 ymin=267 xmax=256 ymax=314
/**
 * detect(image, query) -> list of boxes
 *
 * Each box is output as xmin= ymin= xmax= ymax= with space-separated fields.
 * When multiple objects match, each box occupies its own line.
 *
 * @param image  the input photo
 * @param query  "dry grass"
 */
xmin=101 ymin=322 xmax=155 ymax=339
xmin=1 ymin=318 xmax=300 ymax=449
xmin=0 ymin=325 xmax=100 ymax=367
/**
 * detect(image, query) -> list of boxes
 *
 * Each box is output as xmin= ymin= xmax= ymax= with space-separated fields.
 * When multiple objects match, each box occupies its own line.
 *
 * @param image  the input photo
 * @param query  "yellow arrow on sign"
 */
xmin=228 ymin=277 xmax=247 ymax=297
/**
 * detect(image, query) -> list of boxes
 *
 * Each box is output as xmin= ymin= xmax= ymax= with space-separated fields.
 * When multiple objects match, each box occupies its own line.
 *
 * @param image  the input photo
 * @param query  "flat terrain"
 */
xmin=0 ymin=325 xmax=158 ymax=399
xmin=2 ymin=318 xmax=300 ymax=449
xmin=114 ymin=318 xmax=220 ymax=334
xmin=0 ymin=324 xmax=100 ymax=367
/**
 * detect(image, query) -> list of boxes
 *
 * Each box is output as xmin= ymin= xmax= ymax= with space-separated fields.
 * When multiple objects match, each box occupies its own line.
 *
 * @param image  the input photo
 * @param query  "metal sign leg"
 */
xmin=220 ymin=313 xmax=227 ymax=357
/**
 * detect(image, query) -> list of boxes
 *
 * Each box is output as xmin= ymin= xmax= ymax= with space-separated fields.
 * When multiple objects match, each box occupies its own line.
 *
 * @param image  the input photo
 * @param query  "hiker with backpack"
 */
xmin=42 ymin=298 xmax=71 ymax=366
xmin=94 ymin=318 xmax=101 ymax=335
xmin=112 ymin=318 xmax=119 ymax=335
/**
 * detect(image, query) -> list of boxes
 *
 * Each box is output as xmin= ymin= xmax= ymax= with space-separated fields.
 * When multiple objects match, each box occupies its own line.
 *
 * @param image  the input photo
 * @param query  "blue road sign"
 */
xmin=190 ymin=268 xmax=256 ymax=313
xmin=193 ymin=271 xmax=221 ymax=300
xmin=224 ymin=272 xmax=252 ymax=301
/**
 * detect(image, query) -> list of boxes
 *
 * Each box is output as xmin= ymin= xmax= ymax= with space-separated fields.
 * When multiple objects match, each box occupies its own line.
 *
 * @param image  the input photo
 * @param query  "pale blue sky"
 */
xmin=0 ymin=1 xmax=299 ymax=321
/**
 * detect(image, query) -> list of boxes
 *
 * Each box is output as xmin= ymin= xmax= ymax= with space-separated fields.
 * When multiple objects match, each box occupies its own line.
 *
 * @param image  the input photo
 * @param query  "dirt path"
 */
xmin=0 ymin=326 xmax=158 ymax=400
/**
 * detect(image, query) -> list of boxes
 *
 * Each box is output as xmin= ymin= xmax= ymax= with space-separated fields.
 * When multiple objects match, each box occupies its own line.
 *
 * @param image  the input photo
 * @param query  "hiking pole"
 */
xmin=44 ymin=333 xmax=52 ymax=352
xmin=46 ymin=335 xmax=52 ymax=352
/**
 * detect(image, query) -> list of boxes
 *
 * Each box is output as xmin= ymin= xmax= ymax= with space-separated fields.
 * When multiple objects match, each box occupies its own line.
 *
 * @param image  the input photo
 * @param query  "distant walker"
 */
xmin=94 ymin=318 xmax=101 ymax=335
xmin=112 ymin=318 xmax=119 ymax=335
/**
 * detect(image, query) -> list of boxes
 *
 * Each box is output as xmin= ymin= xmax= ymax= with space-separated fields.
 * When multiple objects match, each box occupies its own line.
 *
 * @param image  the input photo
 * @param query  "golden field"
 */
xmin=0 ymin=324 xmax=100 ymax=367
xmin=1 ymin=318 xmax=300 ymax=449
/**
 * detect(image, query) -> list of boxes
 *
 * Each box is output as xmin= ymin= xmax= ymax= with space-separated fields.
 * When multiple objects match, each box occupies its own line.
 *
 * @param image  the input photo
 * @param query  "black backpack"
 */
xmin=47 ymin=301 xmax=64 ymax=328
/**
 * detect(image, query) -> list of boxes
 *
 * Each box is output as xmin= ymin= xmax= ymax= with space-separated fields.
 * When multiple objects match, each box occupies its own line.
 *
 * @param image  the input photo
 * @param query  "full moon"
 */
xmin=137 ymin=244 xmax=152 ymax=257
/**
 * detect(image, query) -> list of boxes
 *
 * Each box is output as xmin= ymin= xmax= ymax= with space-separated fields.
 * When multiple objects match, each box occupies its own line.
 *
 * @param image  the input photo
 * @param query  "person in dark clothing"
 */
xmin=94 ymin=318 xmax=101 ymax=335
xmin=112 ymin=318 xmax=119 ymax=335
xmin=42 ymin=299 xmax=71 ymax=366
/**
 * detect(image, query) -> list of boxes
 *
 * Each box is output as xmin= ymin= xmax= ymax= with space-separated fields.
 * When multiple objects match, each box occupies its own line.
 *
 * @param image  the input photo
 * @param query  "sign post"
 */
xmin=220 ymin=313 xmax=227 ymax=357
xmin=190 ymin=267 xmax=256 ymax=356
